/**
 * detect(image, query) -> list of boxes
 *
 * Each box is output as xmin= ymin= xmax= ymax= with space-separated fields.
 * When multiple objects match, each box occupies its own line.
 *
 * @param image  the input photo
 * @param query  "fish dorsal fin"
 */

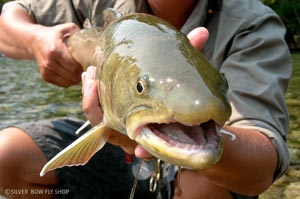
xmin=103 ymin=8 xmax=123 ymax=28
xmin=40 ymin=122 xmax=111 ymax=176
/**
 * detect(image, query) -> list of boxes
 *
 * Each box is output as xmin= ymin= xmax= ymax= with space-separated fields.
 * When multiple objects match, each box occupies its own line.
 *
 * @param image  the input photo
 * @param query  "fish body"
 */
xmin=40 ymin=9 xmax=231 ymax=176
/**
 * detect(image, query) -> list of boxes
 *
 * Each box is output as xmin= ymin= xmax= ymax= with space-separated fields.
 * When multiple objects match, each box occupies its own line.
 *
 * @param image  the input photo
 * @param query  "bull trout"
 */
xmin=40 ymin=9 xmax=231 ymax=176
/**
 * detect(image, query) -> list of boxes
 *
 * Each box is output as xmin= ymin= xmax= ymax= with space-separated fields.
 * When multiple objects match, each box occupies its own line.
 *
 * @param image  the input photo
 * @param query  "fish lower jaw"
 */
xmin=134 ymin=121 xmax=224 ymax=170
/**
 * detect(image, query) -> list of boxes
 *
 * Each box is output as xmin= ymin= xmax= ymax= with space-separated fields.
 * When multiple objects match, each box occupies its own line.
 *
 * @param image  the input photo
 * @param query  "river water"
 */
xmin=0 ymin=56 xmax=84 ymax=128
xmin=0 ymin=52 xmax=299 ymax=198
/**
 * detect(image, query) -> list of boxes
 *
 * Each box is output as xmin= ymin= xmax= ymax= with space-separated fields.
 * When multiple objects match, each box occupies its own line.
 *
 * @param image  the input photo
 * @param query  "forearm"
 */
xmin=199 ymin=126 xmax=278 ymax=195
xmin=0 ymin=7 xmax=39 ymax=59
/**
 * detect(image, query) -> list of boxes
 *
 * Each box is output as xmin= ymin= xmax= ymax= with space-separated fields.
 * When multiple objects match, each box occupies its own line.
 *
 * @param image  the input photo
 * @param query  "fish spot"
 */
xmin=164 ymin=83 xmax=174 ymax=92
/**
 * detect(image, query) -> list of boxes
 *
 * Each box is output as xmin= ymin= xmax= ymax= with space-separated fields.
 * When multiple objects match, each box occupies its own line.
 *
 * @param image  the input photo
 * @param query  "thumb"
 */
xmin=56 ymin=23 xmax=80 ymax=38
xmin=81 ymin=66 xmax=102 ymax=126
xmin=82 ymin=66 xmax=97 ymax=94
xmin=187 ymin=27 xmax=209 ymax=51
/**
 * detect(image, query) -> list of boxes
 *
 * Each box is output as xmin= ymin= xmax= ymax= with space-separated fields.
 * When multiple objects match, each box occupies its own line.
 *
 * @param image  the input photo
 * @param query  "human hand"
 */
xmin=187 ymin=27 xmax=209 ymax=50
xmin=31 ymin=23 xmax=83 ymax=87
xmin=81 ymin=27 xmax=209 ymax=157
xmin=81 ymin=66 xmax=137 ymax=154
xmin=81 ymin=67 xmax=103 ymax=126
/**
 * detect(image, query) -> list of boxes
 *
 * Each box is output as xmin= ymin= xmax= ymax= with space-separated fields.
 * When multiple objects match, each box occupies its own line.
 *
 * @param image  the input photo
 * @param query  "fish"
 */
xmin=40 ymin=8 xmax=231 ymax=177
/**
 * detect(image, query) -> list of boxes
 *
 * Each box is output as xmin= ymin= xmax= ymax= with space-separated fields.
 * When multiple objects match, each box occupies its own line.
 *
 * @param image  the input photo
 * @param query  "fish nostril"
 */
xmin=164 ymin=83 xmax=174 ymax=92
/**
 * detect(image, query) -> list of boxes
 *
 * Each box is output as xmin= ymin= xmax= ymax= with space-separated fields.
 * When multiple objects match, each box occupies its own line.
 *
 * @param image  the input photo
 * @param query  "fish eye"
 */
xmin=136 ymin=78 xmax=148 ymax=95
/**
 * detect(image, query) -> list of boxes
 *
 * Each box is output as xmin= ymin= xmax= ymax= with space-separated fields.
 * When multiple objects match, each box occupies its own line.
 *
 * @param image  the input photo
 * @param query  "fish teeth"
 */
xmin=159 ymin=124 xmax=201 ymax=145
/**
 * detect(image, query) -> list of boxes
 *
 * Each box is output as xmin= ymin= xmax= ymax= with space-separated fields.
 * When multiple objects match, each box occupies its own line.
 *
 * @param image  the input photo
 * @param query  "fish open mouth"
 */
xmin=134 ymin=120 xmax=224 ymax=170
xmin=148 ymin=120 xmax=221 ymax=150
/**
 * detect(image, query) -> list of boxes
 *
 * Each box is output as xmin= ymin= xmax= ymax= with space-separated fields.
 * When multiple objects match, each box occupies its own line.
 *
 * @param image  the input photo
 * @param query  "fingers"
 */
xmin=81 ymin=66 xmax=103 ymax=126
xmin=187 ymin=27 xmax=209 ymax=51
xmin=33 ymin=23 xmax=83 ymax=87
xmin=81 ymin=67 xmax=138 ymax=153
xmin=38 ymin=56 xmax=82 ymax=87
xmin=54 ymin=46 xmax=83 ymax=86
xmin=108 ymin=130 xmax=137 ymax=154
xmin=52 ymin=23 xmax=83 ymax=86
xmin=59 ymin=23 xmax=80 ymax=38
xmin=57 ymin=23 xmax=83 ymax=83
xmin=135 ymin=145 xmax=155 ymax=159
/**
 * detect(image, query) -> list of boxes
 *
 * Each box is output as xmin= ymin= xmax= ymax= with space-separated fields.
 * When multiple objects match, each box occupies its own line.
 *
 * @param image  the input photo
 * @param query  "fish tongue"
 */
xmin=152 ymin=123 xmax=206 ymax=145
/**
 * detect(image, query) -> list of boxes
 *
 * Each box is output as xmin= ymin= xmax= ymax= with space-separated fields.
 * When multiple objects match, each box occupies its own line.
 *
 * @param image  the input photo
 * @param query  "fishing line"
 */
xmin=129 ymin=159 xmax=143 ymax=199
xmin=220 ymin=129 xmax=236 ymax=141
xmin=75 ymin=121 xmax=90 ymax=135
xmin=175 ymin=167 xmax=183 ymax=196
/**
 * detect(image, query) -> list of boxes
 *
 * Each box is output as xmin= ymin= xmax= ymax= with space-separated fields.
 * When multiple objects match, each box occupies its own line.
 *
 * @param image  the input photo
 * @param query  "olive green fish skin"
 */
xmin=67 ymin=11 xmax=231 ymax=169
xmin=67 ymin=27 xmax=101 ymax=69
xmin=98 ymin=14 xmax=231 ymax=134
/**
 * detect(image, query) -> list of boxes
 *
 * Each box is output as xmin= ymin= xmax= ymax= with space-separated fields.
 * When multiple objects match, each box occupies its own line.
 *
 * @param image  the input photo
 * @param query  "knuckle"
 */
xmin=47 ymin=46 xmax=59 ymax=58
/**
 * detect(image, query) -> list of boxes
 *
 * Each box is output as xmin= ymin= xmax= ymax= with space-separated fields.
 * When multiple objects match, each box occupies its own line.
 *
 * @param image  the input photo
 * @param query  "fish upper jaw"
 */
xmin=125 ymin=105 xmax=174 ymax=140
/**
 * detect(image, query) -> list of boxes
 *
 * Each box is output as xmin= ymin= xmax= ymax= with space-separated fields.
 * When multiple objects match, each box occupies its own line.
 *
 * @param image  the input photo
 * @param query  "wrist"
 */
xmin=27 ymin=24 xmax=48 ymax=59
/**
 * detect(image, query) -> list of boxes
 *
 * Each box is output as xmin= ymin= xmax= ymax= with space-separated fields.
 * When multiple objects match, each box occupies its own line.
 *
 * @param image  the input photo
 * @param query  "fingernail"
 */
xmin=86 ymin=66 xmax=96 ymax=79
xmin=81 ymin=71 xmax=86 ymax=79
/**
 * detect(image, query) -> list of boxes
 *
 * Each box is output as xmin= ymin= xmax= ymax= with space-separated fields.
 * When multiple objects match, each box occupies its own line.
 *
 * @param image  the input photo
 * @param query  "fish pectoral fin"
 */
xmin=40 ymin=122 xmax=111 ymax=176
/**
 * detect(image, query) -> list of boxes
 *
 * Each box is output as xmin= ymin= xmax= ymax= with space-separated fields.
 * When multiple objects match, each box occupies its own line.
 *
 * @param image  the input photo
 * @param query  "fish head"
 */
xmin=98 ymin=14 xmax=231 ymax=170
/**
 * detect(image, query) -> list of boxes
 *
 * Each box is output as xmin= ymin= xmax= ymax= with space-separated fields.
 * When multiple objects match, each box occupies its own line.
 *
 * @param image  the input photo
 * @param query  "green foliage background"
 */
xmin=0 ymin=0 xmax=9 ymax=6
xmin=262 ymin=0 xmax=300 ymax=49
xmin=1 ymin=0 xmax=300 ymax=48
